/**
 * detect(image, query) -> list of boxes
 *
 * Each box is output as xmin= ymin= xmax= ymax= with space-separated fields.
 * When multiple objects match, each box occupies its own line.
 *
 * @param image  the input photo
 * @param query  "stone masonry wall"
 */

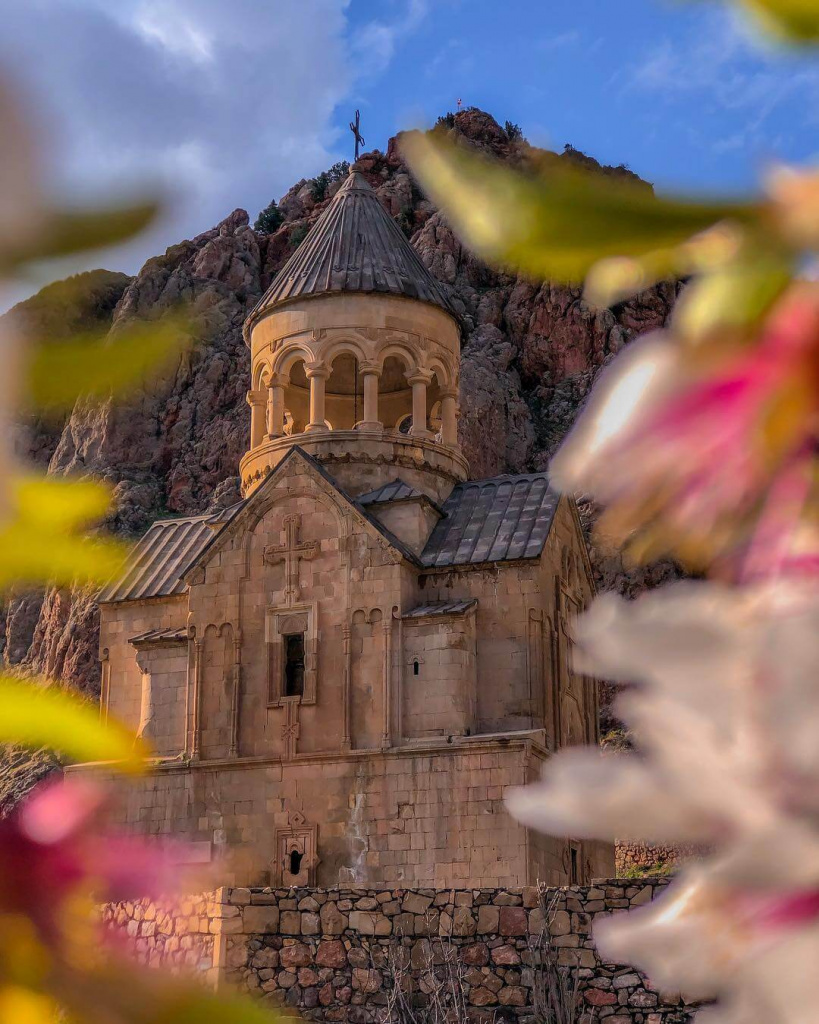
xmin=214 ymin=883 xmax=696 ymax=1023
xmin=615 ymin=842 xmax=702 ymax=878
xmin=102 ymin=893 xmax=216 ymax=973
xmin=103 ymin=883 xmax=697 ymax=1023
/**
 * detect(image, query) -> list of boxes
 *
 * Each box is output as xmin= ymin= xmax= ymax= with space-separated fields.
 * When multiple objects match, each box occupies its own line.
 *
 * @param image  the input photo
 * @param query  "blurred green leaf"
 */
xmin=401 ymin=131 xmax=761 ymax=283
xmin=0 ymin=675 xmax=145 ymax=770
xmin=28 ymin=315 xmax=191 ymax=414
xmin=0 ymin=476 xmax=128 ymax=589
xmin=1 ymin=202 xmax=159 ymax=274
xmin=737 ymin=0 xmax=819 ymax=41
xmin=673 ymin=247 xmax=794 ymax=345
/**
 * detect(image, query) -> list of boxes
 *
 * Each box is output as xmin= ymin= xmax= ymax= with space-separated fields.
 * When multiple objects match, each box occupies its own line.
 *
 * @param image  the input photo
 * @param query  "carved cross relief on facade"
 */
xmin=281 ymin=699 xmax=300 ymax=760
xmin=263 ymin=513 xmax=318 ymax=605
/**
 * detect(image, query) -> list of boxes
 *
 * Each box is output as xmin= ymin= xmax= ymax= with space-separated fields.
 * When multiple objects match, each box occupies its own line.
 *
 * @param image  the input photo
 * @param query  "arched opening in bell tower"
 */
xmin=326 ymin=353 xmax=363 ymax=430
xmin=378 ymin=355 xmax=413 ymax=432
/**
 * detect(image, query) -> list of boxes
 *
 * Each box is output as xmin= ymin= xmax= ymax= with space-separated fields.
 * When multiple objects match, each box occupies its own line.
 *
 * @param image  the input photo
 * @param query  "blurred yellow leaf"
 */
xmin=63 ymin=963 xmax=280 ymax=1024
xmin=28 ymin=315 xmax=191 ymax=414
xmin=1 ymin=202 xmax=159 ymax=274
xmin=0 ymin=676 xmax=145 ymax=770
xmin=737 ymin=0 xmax=819 ymax=41
xmin=0 ymin=986 xmax=55 ymax=1024
xmin=401 ymin=130 xmax=760 ymax=283
xmin=15 ymin=477 xmax=111 ymax=529
xmin=0 ymin=477 xmax=128 ymax=589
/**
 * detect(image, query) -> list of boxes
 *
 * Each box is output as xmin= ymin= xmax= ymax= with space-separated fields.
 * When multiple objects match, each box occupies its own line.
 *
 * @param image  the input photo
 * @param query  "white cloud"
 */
xmin=0 ymin=0 xmax=398 ymax=305
xmin=351 ymin=0 xmax=429 ymax=76
xmin=623 ymin=8 xmax=819 ymax=159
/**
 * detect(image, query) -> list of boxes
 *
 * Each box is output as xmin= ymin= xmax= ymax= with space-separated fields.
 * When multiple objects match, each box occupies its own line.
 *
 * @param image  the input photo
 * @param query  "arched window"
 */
xmin=289 ymin=848 xmax=304 ymax=875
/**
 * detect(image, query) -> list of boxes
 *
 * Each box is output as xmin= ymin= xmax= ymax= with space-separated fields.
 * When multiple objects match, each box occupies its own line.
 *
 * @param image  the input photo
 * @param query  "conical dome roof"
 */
xmin=246 ymin=171 xmax=457 ymax=331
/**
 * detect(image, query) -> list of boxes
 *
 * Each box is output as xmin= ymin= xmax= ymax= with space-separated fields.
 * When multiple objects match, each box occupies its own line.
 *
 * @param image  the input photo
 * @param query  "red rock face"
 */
xmin=0 ymin=109 xmax=680 ymax=803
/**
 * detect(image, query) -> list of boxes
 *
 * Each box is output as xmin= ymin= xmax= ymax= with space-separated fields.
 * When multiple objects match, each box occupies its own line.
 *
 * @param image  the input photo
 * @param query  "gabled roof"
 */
xmin=420 ymin=473 xmax=560 ymax=569
xmin=358 ymin=479 xmax=424 ymax=505
xmin=98 ymin=514 xmax=215 ymax=603
xmin=184 ymin=448 xmax=423 ymax=575
xmin=129 ymin=627 xmax=188 ymax=645
xmin=246 ymin=171 xmax=457 ymax=332
xmin=357 ymin=478 xmax=444 ymax=516
xmin=403 ymin=599 xmax=477 ymax=619
xmin=100 ymin=449 xmax=424 ymax=605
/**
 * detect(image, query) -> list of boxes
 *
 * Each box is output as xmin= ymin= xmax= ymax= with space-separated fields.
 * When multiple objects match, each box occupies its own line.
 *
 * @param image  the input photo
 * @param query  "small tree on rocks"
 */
xmin=254 ymin=199 xmax=284 ymax=233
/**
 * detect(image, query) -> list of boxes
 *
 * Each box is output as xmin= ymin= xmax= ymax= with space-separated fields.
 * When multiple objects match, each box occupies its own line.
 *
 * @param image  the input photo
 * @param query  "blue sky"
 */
xmin=2 ymin=0 xmax=819 ymax=308
xmin=342 ymin=0 xmax=819 ymax=196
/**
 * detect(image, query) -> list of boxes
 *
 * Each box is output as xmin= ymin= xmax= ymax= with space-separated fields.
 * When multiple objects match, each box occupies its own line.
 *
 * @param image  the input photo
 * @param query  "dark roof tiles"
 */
xmin=128 ymin=627 xmax=188 ymax=645
xmin=402 ymin=600 xmax=477 ymax=619
xmin=98 ymin=515 xmax=215 ymax=603
xmin=420 ymin=474 xmax=559 ymax=568
xmin=247 ymin=172 xmax=457 ymax=326
xmin=358 ymin=479 xmax=423 ymax=505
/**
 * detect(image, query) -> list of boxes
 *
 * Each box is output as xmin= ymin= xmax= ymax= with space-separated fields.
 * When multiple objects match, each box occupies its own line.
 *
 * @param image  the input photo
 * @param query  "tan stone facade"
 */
xmin=88 ymin=168 xmax=613 ymax=889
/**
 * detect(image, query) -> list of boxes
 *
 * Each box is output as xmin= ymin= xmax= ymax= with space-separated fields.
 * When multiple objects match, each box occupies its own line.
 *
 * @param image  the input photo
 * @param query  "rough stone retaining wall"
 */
xmin=102 ymin=894 xmax=216 ymax=974
xmin=213 ymin=882 xmax=696 ymax=1023
xmin=615 ymin=842 xmax=701 ymax=877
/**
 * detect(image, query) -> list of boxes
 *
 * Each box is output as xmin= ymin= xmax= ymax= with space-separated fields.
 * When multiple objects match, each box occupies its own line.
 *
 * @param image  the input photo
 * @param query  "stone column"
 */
xmin=407 ymin=372 xmax=433 ymax=438
xmin=246 ymin=390 xmax=266 ymax=449
xmin=267 ymin=377 xmax=285 ymax=438
xmin=381 ymin=618 xmax=393 ymax=749
xmin=358 ymin=361 xmax=382 ymax=431
xmin=191 ymin=638 xmax=203 ymax=760
xmin=99 ymin=648 xmax=111 ymax=726
xmin=305 ymin=363 xmax=329 ymax=432
xmin=229 ymin=635 xmax=242 ymax=759
xmin=342 ymin=624 xmax=352 ymax=751
xmin=135 ymin=653 xmax=154 ymax=743
xmin=440 ymin=389 xmax=459 ymax=447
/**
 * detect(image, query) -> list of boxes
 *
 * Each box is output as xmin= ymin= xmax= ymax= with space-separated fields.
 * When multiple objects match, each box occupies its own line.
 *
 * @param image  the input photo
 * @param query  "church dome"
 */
xmin=240 ymin=169 xmax=468 ymax=502
xmin=244 ymin=171 xmax=457 ymax=341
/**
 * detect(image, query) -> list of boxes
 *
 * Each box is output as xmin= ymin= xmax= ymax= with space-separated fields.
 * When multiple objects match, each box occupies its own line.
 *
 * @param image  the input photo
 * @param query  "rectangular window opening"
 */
xmin=283 ymin=633 xmax=305 ymax=697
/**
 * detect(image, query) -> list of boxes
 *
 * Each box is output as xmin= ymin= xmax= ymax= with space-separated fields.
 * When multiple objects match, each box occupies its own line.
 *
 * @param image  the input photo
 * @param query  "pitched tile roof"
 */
xmin=98 ymin=515 xmax=215 ymax=603
xmin=402 ymin=599 xmax=478 ymax=619
xmin=357 ymin=479 xmax=444 ymax=518
xmin=128 ymin=627 xmax=189 ymax=645
xmin=420 ymin=473 xmax=559 ymax=569
xmin=246 ymin=171 xmax=457 ymax=332
xmin=357 ymin=479 xmax=425 ymax=505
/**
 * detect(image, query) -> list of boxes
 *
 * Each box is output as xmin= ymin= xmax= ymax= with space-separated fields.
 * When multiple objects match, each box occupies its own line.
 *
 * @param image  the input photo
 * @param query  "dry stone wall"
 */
xmin=615 ymin=842 xmax=702 ymax=878
xmin=214 ymin=883 xmax=696 ymax=1023
xmin=102 ymin=894 xmax=216 ymax=974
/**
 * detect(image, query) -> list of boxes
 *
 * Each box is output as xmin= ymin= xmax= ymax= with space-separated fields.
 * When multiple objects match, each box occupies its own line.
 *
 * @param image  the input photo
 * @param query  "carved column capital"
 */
xmin=304 ymin=361 xmax=330 ymax=380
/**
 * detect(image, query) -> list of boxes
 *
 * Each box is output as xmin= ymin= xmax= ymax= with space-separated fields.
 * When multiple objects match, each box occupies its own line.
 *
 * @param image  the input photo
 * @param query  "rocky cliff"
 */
xmin=1 ymin=110 xmax=680 ymax=803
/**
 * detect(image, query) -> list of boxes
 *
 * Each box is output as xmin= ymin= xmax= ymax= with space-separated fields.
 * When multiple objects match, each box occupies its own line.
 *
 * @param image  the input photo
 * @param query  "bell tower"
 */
xmin=240 ymin=171 xmax=468 ymax=503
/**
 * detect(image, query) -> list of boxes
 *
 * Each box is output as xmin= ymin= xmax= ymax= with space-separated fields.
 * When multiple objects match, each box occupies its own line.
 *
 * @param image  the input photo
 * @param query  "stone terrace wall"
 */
xmin=102 ymin=893 xmax=217 ymax=974
xmin=215 ymin=883 xmax=697 ymax=1023
xmin=615 ymin=842 xmax=702 ymax=877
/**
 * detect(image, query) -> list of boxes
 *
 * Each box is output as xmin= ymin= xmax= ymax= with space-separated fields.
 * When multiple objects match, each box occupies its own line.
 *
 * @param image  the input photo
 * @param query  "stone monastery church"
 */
xmin=94 ymin=170 xmax=613 ymax=889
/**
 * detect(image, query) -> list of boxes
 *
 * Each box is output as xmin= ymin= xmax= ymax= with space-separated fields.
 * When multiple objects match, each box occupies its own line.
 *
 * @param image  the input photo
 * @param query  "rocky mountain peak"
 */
xmin=0 ymin=110 xmax=681 ymax=805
